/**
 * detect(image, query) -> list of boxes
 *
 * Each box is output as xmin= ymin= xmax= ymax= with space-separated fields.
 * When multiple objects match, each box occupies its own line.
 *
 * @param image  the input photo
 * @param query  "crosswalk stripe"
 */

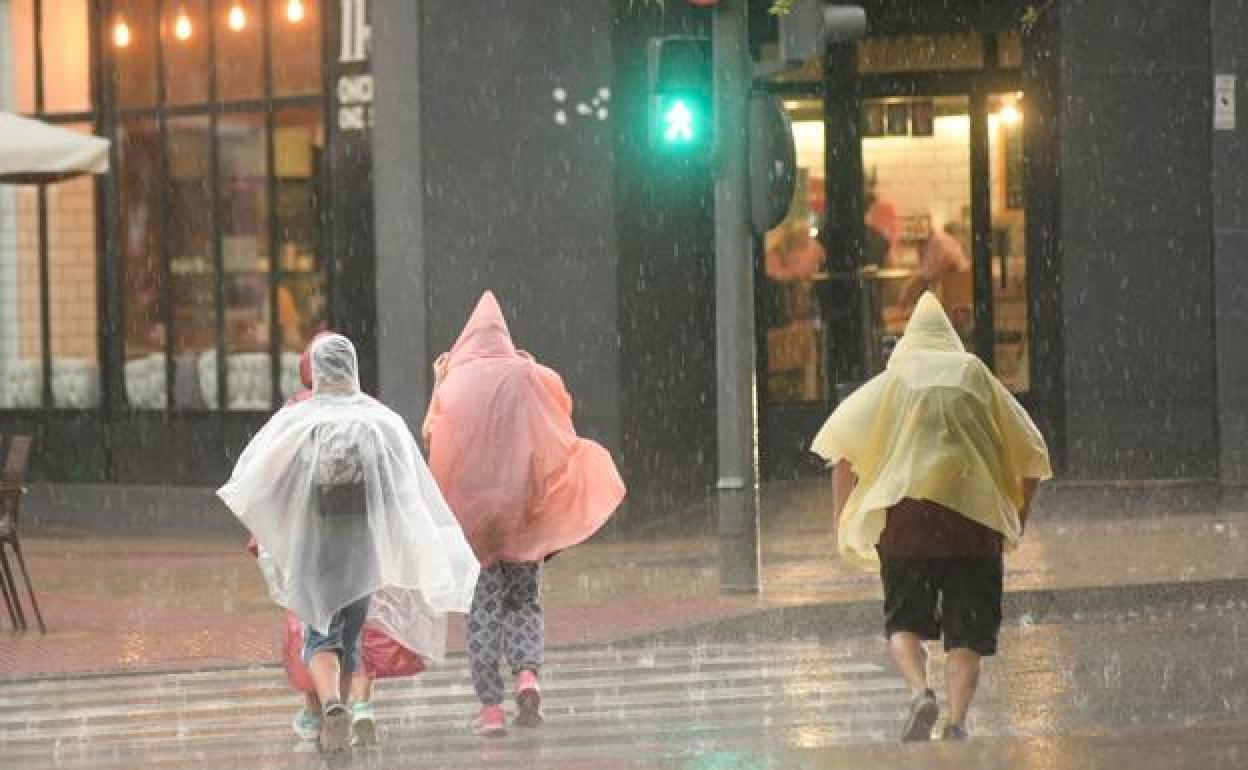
xmin=1 ymin=641 xmax=913 ymax=769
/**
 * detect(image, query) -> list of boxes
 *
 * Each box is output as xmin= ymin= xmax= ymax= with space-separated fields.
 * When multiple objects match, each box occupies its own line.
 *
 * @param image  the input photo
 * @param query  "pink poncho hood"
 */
xmin=426 ymin=292 xmax=626 ymax=565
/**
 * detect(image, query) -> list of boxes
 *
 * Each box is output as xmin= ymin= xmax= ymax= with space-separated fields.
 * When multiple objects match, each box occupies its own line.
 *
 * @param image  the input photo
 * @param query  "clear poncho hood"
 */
xmin=218 ymin=334 xmax=480 ymax=660
xmin=811 ymin=293 xmax=1052 ymax=570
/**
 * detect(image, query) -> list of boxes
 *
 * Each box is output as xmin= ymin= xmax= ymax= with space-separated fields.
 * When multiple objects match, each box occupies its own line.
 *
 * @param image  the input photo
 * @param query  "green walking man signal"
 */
xmin=647 ymin=36 xmax=712 ymax=155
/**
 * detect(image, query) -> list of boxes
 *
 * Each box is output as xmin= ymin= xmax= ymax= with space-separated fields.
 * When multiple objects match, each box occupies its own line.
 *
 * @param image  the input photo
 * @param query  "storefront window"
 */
xmin=111 ymin=0 xmax=159 ymax=107
xmin=106 ymin=0 xmax=327 ymax=413
xmin=216 ymin=0 xmax=264 ymax=101
xmin=0 ymin=187 xmax=43 ymax=408
xmin=162 ymin=0 xmax=211 ymax=106
xmin=47 ymin=126 xmax=100 ymax=409
xmin=274 ymin=106 xmax=327 ymax=400
xmin=167 ymin=116 xmax=216 ymax=410
xmin=1 ymin=1 xmax=100 ymax=410
xmin=989 ymin=92 xmax=1029 ymax=393
xmin=0 ymin=0 xmax=35 ymax=112
xmin=763 ymin=98 xmax=828 ymax=404
xmin=219 ymin=111 xmax=272 ymax=410
xmin=119 ymin=118 xmax=166 ymax=410
xmin=271 ymin=0 xmax=321 ymax=97
xmin=40 ymin=0 xmax=90 ymax=113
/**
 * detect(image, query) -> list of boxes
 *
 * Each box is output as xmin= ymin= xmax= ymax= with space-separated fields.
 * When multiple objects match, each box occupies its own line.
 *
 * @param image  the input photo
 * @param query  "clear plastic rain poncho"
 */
xmin=811 ymin=293 xmax=1052 ymax=570
xmin=218 ymin=334 xmax=479 ymax=661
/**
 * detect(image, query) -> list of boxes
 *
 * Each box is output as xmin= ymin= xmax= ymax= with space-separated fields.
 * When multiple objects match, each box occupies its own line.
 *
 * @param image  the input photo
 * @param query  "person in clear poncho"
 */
xmin=423 ymin=291 xmax=626 ymax=736
xmin=811 ymin=292 xmax=1051 ymax=743
xmin=219 ymin=333 xmax=479 ymax=753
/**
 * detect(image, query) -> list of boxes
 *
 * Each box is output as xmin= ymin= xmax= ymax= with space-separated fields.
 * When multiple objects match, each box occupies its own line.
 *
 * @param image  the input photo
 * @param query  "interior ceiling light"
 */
xmin=286 ymin=0 xmax=305 ymax=23
xmin=174 ymin=10 xmax=193 ymax=41
xmin=228 ymin=4 xmax=247 ymax=31
xmin=112 ymin=18 xmax=131 ymax=48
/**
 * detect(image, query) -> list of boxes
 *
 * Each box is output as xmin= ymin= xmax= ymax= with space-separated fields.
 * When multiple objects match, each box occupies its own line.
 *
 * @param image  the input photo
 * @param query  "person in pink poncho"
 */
xmin=423 ymin=291 xmax=626 ymax=736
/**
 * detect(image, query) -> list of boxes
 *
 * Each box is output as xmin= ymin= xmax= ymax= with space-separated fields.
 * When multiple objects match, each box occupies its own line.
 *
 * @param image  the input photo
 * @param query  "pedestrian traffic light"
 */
xmin=648 ymin=36 xmax=712 ymax=156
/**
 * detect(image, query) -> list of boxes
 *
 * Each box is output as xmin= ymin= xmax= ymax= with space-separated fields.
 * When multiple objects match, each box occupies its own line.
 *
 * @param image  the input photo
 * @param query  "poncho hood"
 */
xmin=889 ymin=292 xmax=965 ymax=360
xmin=447 ymin=291 xmax=517 ymax=367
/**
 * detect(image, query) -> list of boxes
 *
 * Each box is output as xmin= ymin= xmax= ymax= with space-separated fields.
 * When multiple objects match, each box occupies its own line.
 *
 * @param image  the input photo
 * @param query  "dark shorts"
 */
xmin=879 ymin=555 xmax=1003 ymax=656
xmin=303 ymin=595 xmax=371 ymax=673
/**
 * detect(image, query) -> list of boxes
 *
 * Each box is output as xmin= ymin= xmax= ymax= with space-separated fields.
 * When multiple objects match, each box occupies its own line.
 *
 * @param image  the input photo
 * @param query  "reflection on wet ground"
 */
xmin=4 ymin=603 xmax=1248 ymax=769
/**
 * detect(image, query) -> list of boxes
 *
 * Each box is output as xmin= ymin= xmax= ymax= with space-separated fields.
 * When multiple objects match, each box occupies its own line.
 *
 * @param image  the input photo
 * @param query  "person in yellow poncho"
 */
xmin=811 ymin=292 xmax=1051 ymax=743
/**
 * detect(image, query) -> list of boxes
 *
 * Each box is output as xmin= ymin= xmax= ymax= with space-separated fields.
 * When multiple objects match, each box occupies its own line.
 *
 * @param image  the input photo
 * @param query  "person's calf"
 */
xmin=944 ymin=647 xmax=983 ymax=728
xmin=887 ymin=632 xmax=930 ymax=696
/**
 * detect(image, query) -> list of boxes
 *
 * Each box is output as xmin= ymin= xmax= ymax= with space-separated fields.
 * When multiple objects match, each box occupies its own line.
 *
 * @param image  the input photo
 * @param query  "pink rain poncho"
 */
xmin=424 ymin=292 xmax=626 ymax=566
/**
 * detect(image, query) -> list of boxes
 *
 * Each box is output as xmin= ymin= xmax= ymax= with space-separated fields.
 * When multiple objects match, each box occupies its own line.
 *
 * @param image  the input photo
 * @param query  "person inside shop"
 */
xmin=898 ymin=215 xmax=972 ymax=331
xmin=423 ymin=291 xmax=626 ymax=737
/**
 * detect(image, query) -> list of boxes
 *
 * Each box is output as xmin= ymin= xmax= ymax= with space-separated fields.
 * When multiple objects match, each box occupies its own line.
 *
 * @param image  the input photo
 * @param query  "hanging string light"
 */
xmin=286 ymin=0 xmax=305 ymax=23
xmin=174 ymin=8 xmax=194 ymax=41
xmin=228 ymin=3 xmax=247 ymax=31
xmin=112 ymin=17 xmax=132 ymax=48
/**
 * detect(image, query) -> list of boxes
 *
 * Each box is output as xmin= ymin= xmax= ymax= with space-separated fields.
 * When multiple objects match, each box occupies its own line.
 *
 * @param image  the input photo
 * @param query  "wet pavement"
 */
xmin=4 ymin=482 xmax=1248 ymax=766
xmin=6 ymin=482 xmax=1248 ymax=678
xmin=4 ymin=602 xmax=1248 ymax=768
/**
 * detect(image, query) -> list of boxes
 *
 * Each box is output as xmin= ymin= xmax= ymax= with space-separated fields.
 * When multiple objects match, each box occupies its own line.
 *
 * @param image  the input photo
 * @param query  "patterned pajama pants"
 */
xmin=466 ymin=561 xmax=545 ymax=705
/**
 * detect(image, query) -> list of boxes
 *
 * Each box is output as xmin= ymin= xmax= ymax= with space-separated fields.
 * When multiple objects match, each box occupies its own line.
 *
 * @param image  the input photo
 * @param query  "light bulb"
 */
xmin=174 ymin=10 xmax=193 ymax=41
xmin=286 ymin=0 xmax=305 ymax=23
xmin=999 ymin=103 xmax=1022 ymax=125
xmin=228 ymin=4 xmax=246 ymax=31
xmin=113 ymin=19 xmax=131 ymax=48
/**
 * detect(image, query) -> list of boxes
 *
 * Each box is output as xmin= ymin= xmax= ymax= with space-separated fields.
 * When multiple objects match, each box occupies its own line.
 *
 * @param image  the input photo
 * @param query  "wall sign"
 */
xmin=337 ymin=0 xmax=373 ymax=132
xmin=1215 ymin=74 xmax=1236 ymax=131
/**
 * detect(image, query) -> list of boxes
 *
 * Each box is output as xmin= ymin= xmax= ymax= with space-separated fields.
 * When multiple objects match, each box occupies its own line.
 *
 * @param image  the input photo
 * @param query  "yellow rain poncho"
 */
xmin=811 ymin=293 xmax=1052 ymax=570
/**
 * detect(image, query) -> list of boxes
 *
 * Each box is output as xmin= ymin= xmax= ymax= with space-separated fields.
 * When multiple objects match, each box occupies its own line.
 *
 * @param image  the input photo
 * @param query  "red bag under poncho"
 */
xmin=424 ymin=291 xmax=626 ymax=566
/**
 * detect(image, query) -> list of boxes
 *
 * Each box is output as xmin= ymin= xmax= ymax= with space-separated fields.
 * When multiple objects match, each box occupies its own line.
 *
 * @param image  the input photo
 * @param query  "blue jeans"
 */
xmin=303 ymin=595 xmax=371 ymax=674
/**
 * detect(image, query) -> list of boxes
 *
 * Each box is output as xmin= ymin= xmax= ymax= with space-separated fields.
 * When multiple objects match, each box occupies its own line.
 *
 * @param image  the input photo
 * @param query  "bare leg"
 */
xmin=888 ymin=632 xmax=929 ymax=696
xmin=349 ymin=673 xmax=373 ymax=703
xmin=945 ymin=648 xmax=981 ymax=727
xmin=308 ymin=650 xmax=343 ymax=706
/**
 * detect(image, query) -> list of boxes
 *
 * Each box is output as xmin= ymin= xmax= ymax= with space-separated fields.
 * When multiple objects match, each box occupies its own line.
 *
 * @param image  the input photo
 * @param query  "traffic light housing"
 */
xmin=647 ymin=36 xmax=713 ymax=156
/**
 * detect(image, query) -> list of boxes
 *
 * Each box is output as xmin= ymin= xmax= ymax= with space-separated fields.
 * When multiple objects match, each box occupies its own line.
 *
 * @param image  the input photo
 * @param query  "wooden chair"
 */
xmin=0 ymin=436 xmax=46 ymax=633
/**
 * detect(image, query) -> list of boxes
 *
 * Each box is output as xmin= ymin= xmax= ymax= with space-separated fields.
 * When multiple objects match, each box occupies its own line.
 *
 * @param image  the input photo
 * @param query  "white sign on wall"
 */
xmin=1215 ymin=74 xmax=1236 ymax=131
xmin=337 ymin=0 xmax=372 ymax=132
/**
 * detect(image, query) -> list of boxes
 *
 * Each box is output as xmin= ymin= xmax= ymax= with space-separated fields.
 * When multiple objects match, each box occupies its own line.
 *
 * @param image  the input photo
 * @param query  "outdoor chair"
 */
xmin=0 ymin=435 xmax=46 ymax=633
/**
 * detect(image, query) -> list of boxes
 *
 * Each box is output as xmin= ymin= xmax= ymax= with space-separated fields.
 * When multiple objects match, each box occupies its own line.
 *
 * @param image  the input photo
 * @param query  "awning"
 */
xmin=0 ymin=111 xmax=110 ymax=184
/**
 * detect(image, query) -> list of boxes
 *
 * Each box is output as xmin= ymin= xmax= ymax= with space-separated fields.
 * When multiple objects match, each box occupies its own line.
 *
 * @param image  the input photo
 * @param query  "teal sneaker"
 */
xmin=291 ymin=707 xmax=321 ymax=742
xmin=351 ymin=701 xmax=379 ymax=748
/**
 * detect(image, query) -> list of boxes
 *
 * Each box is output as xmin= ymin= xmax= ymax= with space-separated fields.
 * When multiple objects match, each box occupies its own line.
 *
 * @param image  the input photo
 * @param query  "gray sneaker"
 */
xmin=942 ymin=724 xmax=969 ymax=741
xmin=319 ymin=702 xmax=351 ymax=754
xmin=900 ymin=689 xmax=939 ymax=742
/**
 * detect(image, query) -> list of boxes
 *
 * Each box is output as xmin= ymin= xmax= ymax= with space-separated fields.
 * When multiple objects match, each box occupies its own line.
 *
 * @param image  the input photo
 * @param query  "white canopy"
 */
xmin=0 ymin=111 xmax=109 ymax=184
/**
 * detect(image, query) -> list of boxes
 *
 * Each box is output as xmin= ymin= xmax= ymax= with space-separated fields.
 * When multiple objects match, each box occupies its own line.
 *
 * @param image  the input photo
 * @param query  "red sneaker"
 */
xmin=473 ymin=704 xmax=507 ymax=737
xmin=514 ymin=670 xmax=543 ymax=728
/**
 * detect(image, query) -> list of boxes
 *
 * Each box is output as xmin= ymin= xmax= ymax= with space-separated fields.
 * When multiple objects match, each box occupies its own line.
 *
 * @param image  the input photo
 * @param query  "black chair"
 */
xmin=0 ymin=436 xmax=46 ymax=633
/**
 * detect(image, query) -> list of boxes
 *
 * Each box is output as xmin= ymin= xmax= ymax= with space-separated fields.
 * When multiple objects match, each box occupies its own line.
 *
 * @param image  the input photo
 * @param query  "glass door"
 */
xmin=858 ymin=91 xmax=1031 ymax=394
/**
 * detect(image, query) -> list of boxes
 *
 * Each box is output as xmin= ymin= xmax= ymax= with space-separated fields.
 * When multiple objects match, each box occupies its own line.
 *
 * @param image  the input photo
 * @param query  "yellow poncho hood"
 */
xmin=811 ymin=293 xmax=1052 ymax=570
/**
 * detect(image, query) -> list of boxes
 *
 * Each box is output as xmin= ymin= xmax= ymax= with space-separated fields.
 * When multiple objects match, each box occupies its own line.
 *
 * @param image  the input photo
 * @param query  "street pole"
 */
xmin=712 ymin=0 xmax=761 ymax=594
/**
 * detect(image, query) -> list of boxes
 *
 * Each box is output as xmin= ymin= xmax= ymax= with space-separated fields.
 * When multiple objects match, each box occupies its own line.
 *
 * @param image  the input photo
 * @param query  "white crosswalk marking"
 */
xmin=0 ymin=641 xmax=913 ymax=769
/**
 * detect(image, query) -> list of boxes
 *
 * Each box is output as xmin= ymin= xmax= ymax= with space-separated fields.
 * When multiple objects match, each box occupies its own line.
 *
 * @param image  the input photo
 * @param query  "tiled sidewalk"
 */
xmin=4 ymin=488 xmax=1248 ymax=680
